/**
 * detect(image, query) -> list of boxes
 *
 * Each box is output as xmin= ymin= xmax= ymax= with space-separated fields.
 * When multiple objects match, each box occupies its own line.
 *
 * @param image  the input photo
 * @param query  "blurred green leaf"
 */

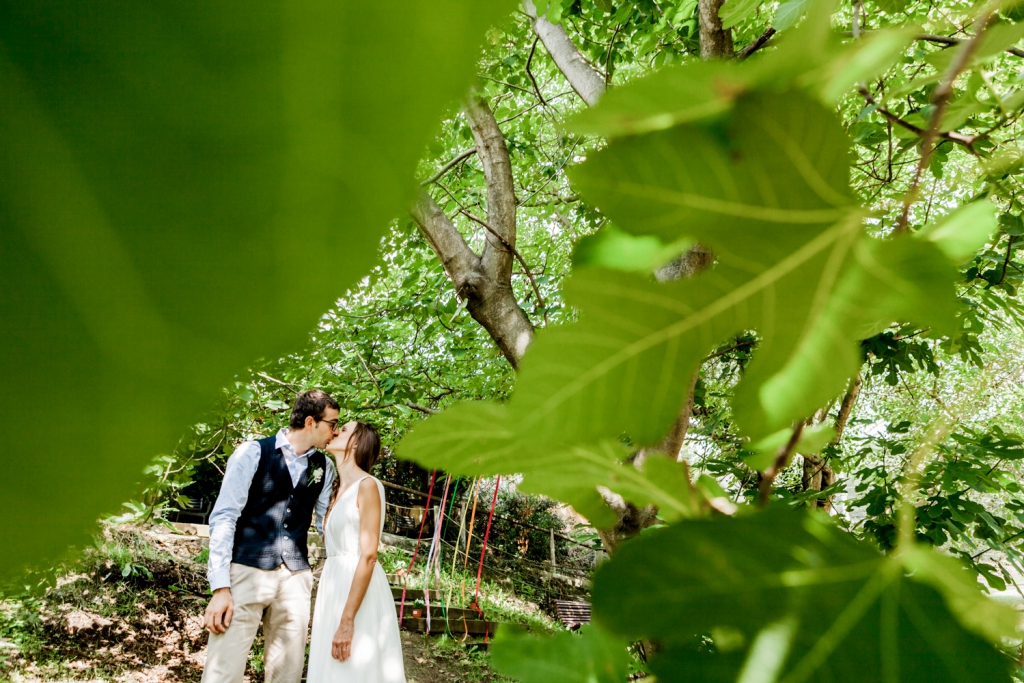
xmin=774 ymin=0 xmax=812 ymax=30
xmin=901 ymin=545 xmax=1021 ymax=643
xmin=0 ymin=0 xmax=515 ymax=574
xmin=490 ymin=623 xmax=632 ymax=683
xmin=720 ymin=0 xmax=766 ymax=29
xmin=566 ymin=60 xmax=750 ymax=137
xmin=918 ymin=201 xmax=998 ymax=262
xmin=572 ymin=224 xmax=694 ymax=273
xmin=593 ymin=509 xmax=1013 ymax=682
xmin=745 ymin=423 xmax=837 ymax=471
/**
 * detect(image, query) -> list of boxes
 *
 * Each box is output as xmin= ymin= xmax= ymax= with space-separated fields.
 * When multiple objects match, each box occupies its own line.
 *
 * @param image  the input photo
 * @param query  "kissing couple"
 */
xmin=201 ymin=389 xmax=406 ymax=683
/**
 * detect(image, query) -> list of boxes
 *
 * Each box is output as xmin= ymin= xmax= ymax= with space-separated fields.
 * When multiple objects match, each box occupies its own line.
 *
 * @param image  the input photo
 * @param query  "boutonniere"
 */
xmin=309 ymin=465 xmax=324 ymax=485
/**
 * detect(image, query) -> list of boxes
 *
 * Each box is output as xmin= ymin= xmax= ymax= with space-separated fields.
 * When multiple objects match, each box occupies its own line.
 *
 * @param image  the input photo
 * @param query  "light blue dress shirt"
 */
xmin=207 ymin=428 xmax=337 ymax=591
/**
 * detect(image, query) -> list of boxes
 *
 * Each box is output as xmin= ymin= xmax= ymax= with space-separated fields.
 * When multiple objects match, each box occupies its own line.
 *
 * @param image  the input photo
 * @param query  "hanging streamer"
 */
xmin=422 ymin=475 xmax=452 ymax=634
xmin=398 ymin=470 xmax=437 ymax=628
xmin=470 ymin=475 xmax=501 ymax=643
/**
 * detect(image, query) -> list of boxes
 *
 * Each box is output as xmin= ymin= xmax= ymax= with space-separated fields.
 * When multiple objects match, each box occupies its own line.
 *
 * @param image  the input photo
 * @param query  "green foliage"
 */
xmin=490 ymin=624 xmax=632 ymax=683
xmin=0 ymin=0 xmax=517 ymax=576
xmin=593 ymin=508 xmax=1016 ymax=682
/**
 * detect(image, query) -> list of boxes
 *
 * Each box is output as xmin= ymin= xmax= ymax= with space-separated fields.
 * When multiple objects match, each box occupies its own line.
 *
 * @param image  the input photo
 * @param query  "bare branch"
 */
xmin=737 ymin=27 xmax=775 ymax=60
xmin=255 ymin=372 xmax=299 ymax=395
xmin=849 ymin=31 xmax=1024 ymax=58
xmin=525 ymin=36 xmax=548 ymax=106
xmin=833 ymin=374 xmax=862 ymax=444
xmin=759 ymin=421 xmax=805 ymax=506
xmin=459 ymin=209 xmax=548 ymax=322
xmin=405 ymin=402 xmax=438 ymax=416
xmin=604 ymin=23 xmax=621 ymax=86
xmin=859 ymin=86 xmax=977 ymax=148
xmin=420 ymin=148 xmax=477 ymax=187
xmin=899 ymin=6 xmax=997 ymax=232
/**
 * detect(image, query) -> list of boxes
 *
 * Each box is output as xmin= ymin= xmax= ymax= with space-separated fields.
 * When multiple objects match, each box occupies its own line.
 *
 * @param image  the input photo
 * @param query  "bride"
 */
xmin=307 ymin=421 xmax=406 ymax=683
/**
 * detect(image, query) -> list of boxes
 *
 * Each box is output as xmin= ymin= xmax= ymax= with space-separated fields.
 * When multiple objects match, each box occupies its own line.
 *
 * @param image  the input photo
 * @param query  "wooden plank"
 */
xmin=390 ymin=586 xmax=440 ymax=601
xmin=401 ymin=617 xmax=500 ymax=635
xmin=394 ymin=604 xmax=478 ymax=621
xmin=553 ymin=600 xmax=591 ymax=627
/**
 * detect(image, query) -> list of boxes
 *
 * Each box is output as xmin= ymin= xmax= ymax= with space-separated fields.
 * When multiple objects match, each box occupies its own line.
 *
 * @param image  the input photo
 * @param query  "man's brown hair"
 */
xmin=288 ymin=389 xmax=340 ymax=429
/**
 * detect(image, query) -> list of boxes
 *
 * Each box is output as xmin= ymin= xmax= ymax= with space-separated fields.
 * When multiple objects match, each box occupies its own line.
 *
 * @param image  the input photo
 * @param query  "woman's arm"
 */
xmin=332 ymin=478 xmax=382 ymax=662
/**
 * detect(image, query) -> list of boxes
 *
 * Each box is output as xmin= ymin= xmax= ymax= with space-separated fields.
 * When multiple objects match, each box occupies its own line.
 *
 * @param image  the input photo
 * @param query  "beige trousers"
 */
xmin=202 ymin=563 xmax=313 ymax=683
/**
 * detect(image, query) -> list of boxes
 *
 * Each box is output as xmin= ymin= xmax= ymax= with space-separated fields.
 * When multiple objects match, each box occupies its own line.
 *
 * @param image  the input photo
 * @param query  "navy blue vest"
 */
xmin=232 ymin=436 xmax=327 ymax=572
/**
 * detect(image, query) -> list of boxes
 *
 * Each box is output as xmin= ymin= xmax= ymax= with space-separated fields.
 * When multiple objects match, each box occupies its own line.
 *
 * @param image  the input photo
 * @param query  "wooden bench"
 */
xmin=554 ymin=600 xmax=591 ymax=628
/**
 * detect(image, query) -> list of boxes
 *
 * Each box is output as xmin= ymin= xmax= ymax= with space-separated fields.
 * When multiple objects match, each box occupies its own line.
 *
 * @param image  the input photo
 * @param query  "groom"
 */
xmin=202 ymin=389 xmax=340 ymax=683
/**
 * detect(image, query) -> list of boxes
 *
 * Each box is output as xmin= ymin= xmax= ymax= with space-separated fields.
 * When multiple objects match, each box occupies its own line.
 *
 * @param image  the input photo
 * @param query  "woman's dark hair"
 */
xmin=326 ymin=422 xmax=382 ymax=521
xmin=289 ymin=389 xmax=340 ymax=429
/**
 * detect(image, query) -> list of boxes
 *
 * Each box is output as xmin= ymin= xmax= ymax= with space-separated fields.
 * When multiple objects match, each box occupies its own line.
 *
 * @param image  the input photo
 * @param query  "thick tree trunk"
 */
xmin=698 ymin=0 xmax=735 ymax=59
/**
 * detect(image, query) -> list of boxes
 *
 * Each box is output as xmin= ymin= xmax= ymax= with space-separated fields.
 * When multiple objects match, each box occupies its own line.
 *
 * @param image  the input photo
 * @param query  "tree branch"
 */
xmin=409 ymin=191 xmax=481 ymax=295
xmin=737 ymin=27 xmax=775 ymax=60
xmin=420 ymin=148 xmax=477 ymax=187
xmin=849 ymin=31 xmax=1024 ymax=59
xmin=525 ymin=36 xmax=548 ymax=107
xmin=833 ymin=374 xmax=862 ymax=444
xmin=405 ymin=402 xmax=438 ymax=416
xmin=255 ymin=371 xmax=299 ymax=395
xmin=899 ymin=6 xmax=997 ymax=232
xmin=996 ymin=236 xmax=1017 ymax=285
xmin=459 ymin=209 xmax=547 ymax=322
xmin=522 ymin=0 xmax=606 ymax=106
xmin=465 ymin=93 xmax=518 ymax=284
xmin=759 ymin=421 xmax=805 ymax=506
xmin=860 ymin=87 xmax=978 ymax=149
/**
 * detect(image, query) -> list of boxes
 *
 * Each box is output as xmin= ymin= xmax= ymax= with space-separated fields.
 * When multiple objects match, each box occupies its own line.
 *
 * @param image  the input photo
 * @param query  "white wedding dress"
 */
xmin=307 ymin=475 xmax=406 ymax=683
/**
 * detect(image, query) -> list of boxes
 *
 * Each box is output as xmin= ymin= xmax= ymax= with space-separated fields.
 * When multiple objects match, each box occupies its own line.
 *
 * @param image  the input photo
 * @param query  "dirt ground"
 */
xmin=5 ymin=630 xmax=504 ymax=683
xmin=0 ymin=530 xmax=510 ymax=683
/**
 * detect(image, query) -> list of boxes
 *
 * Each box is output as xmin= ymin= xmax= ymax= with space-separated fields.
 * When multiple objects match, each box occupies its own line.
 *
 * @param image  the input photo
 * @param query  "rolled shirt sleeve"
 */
xmin=314 ymin=456 xmax=338 ymax=538
xmin=206 ymin=441 xmax=261 ymax=591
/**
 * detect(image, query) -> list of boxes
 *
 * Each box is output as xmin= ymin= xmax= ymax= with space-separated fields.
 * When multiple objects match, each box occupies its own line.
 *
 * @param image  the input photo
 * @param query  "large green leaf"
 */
xmin=592 ymin=509 xmax=1015 ymax=683
xmin=395 ymin=402 xmax=695 ymax=527
xmin=521 ymin=90 xmax=957 ymax=443
xmin=490 ymin=624 xmax=632 ymax=683
xmin=0 ymin=0 xmax=515 ymax=573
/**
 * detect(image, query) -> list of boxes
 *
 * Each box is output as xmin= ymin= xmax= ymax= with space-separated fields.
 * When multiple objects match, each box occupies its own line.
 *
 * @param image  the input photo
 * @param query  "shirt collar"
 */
xmin=276 ymin=428 xmax=316 ymax=459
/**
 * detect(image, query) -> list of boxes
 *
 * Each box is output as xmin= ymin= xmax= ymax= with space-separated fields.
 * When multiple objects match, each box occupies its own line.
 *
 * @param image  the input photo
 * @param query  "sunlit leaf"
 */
xmin=395 ymin=401 xmax=697 ymax=527
xmin=593 ymin=509 xmax=1013 ymax=683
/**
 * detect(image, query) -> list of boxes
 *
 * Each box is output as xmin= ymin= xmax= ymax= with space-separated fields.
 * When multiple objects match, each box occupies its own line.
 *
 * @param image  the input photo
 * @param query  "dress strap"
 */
xmin=339 ymin=474 xmax=373 ymax=499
